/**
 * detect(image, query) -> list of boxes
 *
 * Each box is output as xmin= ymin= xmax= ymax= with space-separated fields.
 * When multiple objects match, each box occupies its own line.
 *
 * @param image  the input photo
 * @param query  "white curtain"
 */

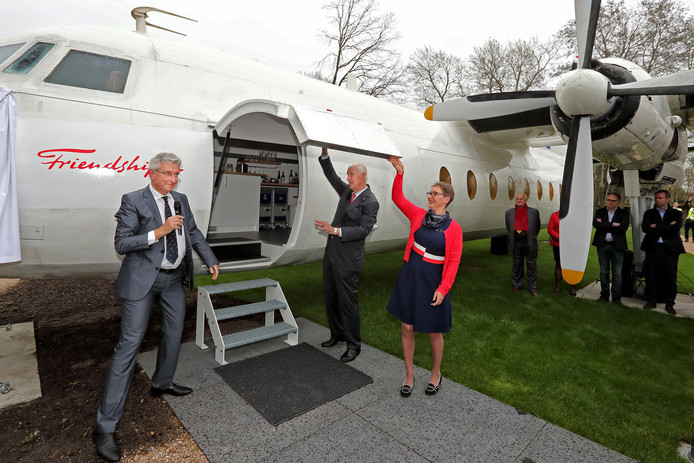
xmin=0 ymin=85 xmax=20 ymax=263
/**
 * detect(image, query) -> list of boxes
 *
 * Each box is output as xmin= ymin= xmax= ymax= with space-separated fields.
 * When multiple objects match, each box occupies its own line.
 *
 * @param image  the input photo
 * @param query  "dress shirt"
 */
xmin=147 ymin=185 xmax=186 ymax=269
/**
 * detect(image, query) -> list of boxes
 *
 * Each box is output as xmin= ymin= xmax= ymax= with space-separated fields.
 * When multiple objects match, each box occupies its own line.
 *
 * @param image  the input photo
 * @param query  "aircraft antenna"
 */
xmin=131 ymin=7 xmax=197 ymax=36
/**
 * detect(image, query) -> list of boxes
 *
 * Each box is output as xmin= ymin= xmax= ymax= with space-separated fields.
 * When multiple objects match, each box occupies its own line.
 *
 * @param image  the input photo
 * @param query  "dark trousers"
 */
xmin=511 ymin=239 xmax=537 ymax=291
xmin=323 ymin=256 xmax=361 ymax=350
xmin=596 ymin=243 xmax=625 ymax=300
xmin=645 ymin=244 xmax=680 ymax=306
xmin=685 ymin=219 xmax=693 ymax=241
xmin=96 ymin=268 xmax=185 ymax=433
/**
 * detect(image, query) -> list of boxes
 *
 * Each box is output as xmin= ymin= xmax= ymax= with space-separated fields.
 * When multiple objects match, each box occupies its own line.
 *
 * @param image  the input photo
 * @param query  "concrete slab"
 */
xmin=0 ymin=321 xmax=42 ymax=410
xmin=138 ymin=318 xmax=636 ymax=463
xmin=576 ymin=279 xmax=694 ymax=317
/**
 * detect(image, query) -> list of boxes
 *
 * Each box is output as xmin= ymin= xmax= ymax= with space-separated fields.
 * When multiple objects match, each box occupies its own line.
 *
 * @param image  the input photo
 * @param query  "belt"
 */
xmin=413 ymin=241 xmax=445 ymax=264
xmin=159 ymin=267 xmax=179 ymax=274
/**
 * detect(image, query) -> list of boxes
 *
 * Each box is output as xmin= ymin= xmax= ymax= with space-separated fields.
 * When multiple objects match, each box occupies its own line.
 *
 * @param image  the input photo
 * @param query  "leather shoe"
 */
xmin=529 ymin=290 xmax=538 ymax=296
xmin=612 ymin=299 xmax=624 ymax=306
xmin=643 ymin=301 xmax=656 ymax=309
xmin=321 ymin=336 xmax=344 ymax=347
xmin=597 ymin=296 xmax=609 ymax=302
xmin=665 ymin=305 xmax=677 ymax=315
xmin=425 ymin=376 xmax=442 ymax=396
xmin=151 ymin=383 xmax=193 ymax=397
xmin=341 ymin=347 xmax=360 ymax=363
xmin=93 ymin=431 xmax=120 ymax=461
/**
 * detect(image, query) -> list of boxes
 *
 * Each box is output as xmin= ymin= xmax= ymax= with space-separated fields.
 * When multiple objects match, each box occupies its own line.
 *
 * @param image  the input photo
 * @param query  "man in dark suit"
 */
xmin=505 ymin=193 xmax=541 ymax=295
xmin=641 ymin=189 xmax=685 ymax=315
xmin=592 ymin=192 xmax=630 ymax=304
xmin=314 ymin=147 xmax=379 ymax=363
xmin=94 ymin=152 xmax=219 ymax=461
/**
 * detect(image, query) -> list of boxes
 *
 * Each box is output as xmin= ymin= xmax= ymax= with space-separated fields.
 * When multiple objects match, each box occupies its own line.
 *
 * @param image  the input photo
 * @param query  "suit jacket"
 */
xmin=505 ymin=206 xmax=541 ymax=253
xmin=319 ymin=156 xmax=379 ymax=272
xmin=640 ymin=205 xmax=685 ymax=255
xmin=592 ymin=206 xmax=630 ymax=250
xmin=114 ymin=186 xmax=219 ymax=300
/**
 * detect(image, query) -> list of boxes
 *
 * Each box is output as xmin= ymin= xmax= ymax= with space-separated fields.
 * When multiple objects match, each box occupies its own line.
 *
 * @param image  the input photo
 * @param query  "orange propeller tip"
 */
xmin=562 ymin=269 xmax=584 ymax=286
xmin=424 ymin=106 xmax=434 ymax=120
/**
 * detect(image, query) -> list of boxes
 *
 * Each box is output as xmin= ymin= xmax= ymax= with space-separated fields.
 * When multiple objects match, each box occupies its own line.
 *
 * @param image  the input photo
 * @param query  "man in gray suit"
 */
xmin=314 ymin=147 xmax=379 ymax=363
xmin=505 ymin=193 xmax=541 ymax=295
xmin=93 ymin=152 xmax=219 ymax=461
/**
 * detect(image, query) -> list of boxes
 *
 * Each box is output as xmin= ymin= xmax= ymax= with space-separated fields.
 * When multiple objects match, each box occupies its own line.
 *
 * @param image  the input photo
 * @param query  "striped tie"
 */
xmin=163 ymin=196 xmax=178 ymax=264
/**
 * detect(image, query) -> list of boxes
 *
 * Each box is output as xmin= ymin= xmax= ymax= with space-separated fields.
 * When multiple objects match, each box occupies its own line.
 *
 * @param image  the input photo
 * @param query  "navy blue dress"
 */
xmin=386 ymin=221 xmax=452 ymax=333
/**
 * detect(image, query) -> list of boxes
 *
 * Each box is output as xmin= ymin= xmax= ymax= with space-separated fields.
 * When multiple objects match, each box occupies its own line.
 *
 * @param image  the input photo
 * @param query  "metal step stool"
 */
xmin=196 ymin=278 xmax=298 ymax=365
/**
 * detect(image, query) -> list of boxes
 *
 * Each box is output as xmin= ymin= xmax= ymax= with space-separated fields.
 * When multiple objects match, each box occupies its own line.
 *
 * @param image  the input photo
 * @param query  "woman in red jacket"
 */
xmin=548 ymin=210 xmax=576 ymax=295
xmin=386 ymin=157 xmax=463 ymax=397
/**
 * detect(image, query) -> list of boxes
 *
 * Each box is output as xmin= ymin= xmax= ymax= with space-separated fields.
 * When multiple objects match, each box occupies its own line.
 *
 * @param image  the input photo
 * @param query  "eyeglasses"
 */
xmin=426 ymin=191 xmax=446 ymax=198
xmin=154 ymin=169 xmax=181 ymax=179
xmin=606 ymin=199 xmax=618 ymax=202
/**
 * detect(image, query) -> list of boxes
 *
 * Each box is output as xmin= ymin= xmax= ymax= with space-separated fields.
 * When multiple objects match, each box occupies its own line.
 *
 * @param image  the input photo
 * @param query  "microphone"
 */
xmin=174 ymin=200 xmax=182 ymax=235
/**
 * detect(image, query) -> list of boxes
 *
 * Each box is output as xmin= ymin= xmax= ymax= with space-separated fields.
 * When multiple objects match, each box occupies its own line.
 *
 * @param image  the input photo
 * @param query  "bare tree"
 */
xmin=404 ymin=46 xmax=467 ymax=109
xmin=464 ymin=37 xmax=559 ymax=94
xmin=556 ymin=0 xmax=694 ymax=76
xmin=316 ymin=0 xmax=405 ymax=97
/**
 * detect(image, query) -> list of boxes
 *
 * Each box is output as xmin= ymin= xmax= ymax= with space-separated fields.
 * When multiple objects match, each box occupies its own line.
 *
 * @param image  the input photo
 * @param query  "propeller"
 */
xmin=424 ymin=0 xmax=694 ymax=285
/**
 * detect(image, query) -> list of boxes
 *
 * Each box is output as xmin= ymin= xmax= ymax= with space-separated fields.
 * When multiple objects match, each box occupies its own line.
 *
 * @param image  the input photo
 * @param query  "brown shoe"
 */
xmin=665 ymin=305 xmax=676 ymax=315
xmin=643 ymin=301 xmax=656 ymax=309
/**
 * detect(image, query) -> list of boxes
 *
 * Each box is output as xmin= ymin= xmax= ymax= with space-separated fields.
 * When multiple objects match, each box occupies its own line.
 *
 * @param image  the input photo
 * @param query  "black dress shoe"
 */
xmin=643 ymin=301 xmax=656 ymax=309
xmin=341 ymin=347 xmax=360 ymax=363
xmin=665 ymin=305 xmax=677 ymax=315
xmin=321 ymin=336 xmax=344 ymax=347
xmin=93 ymin=431 xmax=120 ymax=461
xmin=151 ymin=383 xmax=193 ymax=397
xmin=425 ymin=376 xmax=442 ymax=396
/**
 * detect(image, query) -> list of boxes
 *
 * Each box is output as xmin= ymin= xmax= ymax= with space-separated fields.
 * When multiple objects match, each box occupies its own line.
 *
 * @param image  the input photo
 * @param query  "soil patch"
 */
xmin=0 ymin=279 xmax=261 ymax=462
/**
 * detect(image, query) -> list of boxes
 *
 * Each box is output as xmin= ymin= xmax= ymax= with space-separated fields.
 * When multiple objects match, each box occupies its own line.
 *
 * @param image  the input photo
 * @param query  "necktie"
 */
xmin=351 ymin=193 xmax=355 ymax=203
xmin=163 ymin=196 xmax=178 ymax=264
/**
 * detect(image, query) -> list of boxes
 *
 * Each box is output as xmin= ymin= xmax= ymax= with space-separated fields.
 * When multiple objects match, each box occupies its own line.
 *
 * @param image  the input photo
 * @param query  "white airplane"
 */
xmin=0 ymin=1 xmax=689 ymax=283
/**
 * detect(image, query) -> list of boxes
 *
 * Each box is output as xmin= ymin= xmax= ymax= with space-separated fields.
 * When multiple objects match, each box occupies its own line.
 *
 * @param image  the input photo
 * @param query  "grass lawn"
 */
xmin=197 ymin=229 xmax=694 ymax=463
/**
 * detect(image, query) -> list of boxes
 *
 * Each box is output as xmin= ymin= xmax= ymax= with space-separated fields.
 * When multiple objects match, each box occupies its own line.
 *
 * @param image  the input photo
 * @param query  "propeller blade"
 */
xmin=559 ymin=116 xmax=594 ymax=285
xmin=575 ymin=0 xmax=601 ymax=69
xmin=608 ymin=69 xmax=694 ymax=97
xmin=424 ymin=91 xmax=555 ymax=121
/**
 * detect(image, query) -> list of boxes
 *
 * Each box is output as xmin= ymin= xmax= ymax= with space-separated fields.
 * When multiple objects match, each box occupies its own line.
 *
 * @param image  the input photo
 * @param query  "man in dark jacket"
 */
xmin=314 ymin=147 xmax=379 ymax=362
xmin=592 ymin=192 xmax=630 ymax=304
xmin=641 ymin=190 xmax=685 ymax=314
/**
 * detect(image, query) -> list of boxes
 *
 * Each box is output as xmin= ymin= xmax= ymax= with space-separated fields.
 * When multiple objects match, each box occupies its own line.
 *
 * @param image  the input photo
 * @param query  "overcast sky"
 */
xmin=2 ymin=0 xmax=691 ymax=74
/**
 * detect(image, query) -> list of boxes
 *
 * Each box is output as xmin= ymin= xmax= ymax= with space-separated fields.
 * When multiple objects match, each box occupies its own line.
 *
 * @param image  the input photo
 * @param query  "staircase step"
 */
xmin=222 ymin=322 xmax=297 ymax=350
xmin=199 ymin=278 xmax=277 ymax=295
xmin=214 ymin=299 xmax=286 ymax=321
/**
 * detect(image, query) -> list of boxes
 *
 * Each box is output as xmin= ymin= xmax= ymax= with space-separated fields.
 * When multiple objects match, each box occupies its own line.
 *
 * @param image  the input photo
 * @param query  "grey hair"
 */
xmin=350 ymin=163 xmax=367 ymax=180
xmin=149 ymin=152 xmax=182 ymax=171
xmin=433 ymin=182 xmax=455 ymax=206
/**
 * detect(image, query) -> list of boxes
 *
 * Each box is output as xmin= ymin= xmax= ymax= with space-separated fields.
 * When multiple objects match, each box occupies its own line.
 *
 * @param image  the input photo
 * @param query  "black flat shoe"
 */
xmin=341 ymin=347 xmax=360 ymax=363
xmin=151 ymin=383 xmax=193 ymax=397
xmin=425 ymin=376 xmax=442 ymax=395
xmin=400 ymin=379 xmax=414 ymax=397
xmin=321 ymin=336 xmax=345 ymax=347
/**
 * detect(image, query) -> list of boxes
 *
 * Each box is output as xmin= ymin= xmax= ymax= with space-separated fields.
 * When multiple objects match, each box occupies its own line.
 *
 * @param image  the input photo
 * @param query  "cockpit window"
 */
xmin=45 ymin=50 xmax=131 ymax=94
xmin=0 ymin=43 xmax=26 ymax=66
xmin=3 ymin=42 xmax=54 ymax=74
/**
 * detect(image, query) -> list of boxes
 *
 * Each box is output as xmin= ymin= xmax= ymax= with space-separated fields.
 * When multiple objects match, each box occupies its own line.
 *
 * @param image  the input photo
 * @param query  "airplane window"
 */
xmin=467 ymin=170 xmax=477 ymax=199
xmin=537 ymin=180 xmax=543 ymax=201
xmin=45 ymin=50 xmax=131 ymax=94
xmin=507 ymin=176 xmax=515 ymax=200
xmin=0 ymin=43 xmax=25 ymax=66
xmin=3 ymin=42 xmax=54 ymax=75
xmin=549 ymin=182 xmax=554 ymax=201
xmin=489 ymin=173 xmax=497 ymax=200
xmin=524 ymin=178 xmax=530 ymax=199
xmin=439 ymin=166 xmax=451 ymax=184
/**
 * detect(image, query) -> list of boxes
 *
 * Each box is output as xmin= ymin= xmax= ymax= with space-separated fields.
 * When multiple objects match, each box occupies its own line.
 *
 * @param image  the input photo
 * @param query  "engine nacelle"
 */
xmin=550 ymin=58 xmax=686 ymax=172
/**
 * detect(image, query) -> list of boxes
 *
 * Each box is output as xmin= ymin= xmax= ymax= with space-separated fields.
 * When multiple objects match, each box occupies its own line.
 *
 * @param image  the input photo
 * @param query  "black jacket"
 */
xmin=592 ymin=207 xmax=629 ymax=250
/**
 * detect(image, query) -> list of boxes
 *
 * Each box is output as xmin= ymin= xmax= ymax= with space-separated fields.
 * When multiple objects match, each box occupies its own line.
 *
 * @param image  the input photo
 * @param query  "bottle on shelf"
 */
xmin=294 ymin=170 xmax=299 ymax=184
xmin=276 ymin=171 xmax=281 ymax=183
xmin=281 ymin=171 xmax=286 ymax=183
xmin=288 ymin=170 xmax=294 ymax=183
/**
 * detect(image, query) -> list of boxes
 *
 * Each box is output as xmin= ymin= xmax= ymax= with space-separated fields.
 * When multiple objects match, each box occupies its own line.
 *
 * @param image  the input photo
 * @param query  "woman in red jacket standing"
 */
xmin=548 ymin=210 xmax=576 ymax=295
xmin=386 ymin=157 xmax=463 ymax=397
